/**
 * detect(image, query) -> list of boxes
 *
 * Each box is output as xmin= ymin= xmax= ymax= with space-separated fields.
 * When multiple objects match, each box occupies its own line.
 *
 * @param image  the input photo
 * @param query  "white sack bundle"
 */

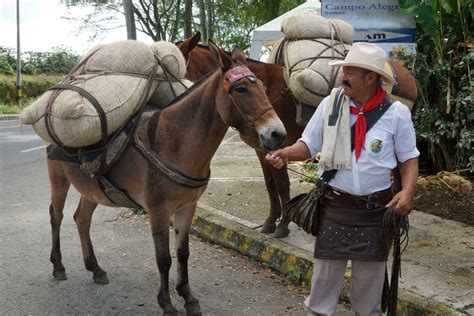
xmin=150 ymin=41 xmax=187 ymax=80
xmin=20 ymin=40 xmax=160 ymax=147
xmin=284 ymin=39 xmax=350 ymax=106
xmin=281 ymin=12 xmax=354 ymax=44
xmin=148 ymin=79 xmax=194 ymax=108
xmin=148 ymin=41 xmax=191 ymax=108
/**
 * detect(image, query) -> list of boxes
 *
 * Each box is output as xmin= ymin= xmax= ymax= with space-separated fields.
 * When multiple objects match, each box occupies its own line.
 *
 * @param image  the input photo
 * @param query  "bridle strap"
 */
xmin=224 ymin=66 xmax=273 ymax=130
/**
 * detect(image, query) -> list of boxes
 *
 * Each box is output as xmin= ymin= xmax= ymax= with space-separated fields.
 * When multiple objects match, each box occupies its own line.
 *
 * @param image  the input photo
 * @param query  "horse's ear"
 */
xmin=231 ymin=45 xmax=247 ymax=65
xmin=209 ymin=39 xmax=233 ymax=71
xmin=178 ymin=31 xmax=201 ymax=60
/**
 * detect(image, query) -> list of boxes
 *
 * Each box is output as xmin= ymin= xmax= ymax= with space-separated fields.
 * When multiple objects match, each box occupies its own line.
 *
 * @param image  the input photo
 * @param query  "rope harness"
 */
xmin=41 ymin=45 xmax=191 ymax=177
xmin=134 ymin=65 xmax=272 ymax=188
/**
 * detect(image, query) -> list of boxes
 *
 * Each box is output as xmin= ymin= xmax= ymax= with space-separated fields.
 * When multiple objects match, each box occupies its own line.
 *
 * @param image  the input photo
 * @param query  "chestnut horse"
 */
xmin=46 ymin=41 xmax=286 ymax=315
xmin=176 ymin=32 xmax=418 ymax=239
xmin=178 ymin=33 xmax=304 ymax=238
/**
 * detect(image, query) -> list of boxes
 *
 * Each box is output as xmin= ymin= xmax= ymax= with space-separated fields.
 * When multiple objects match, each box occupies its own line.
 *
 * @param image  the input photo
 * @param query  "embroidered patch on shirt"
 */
xmin=370 ymin=138 xmax=384 ymax=154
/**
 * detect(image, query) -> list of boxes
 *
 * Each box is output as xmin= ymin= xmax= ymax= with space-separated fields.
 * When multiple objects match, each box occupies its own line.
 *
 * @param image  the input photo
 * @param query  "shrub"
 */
xmin=0 ymin=74 xmax=64 ymax=104
xmin=401 ymin=0 xmax=474 ymax=174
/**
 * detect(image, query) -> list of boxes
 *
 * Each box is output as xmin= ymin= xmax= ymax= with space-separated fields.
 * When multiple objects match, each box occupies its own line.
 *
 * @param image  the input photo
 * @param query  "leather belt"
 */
xmin=325 ymin=186 xmax=393 ymax=210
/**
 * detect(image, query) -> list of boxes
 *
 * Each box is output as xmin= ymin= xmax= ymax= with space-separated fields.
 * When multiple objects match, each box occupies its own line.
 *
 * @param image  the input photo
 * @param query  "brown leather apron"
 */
xmin=314 ymin=187 xmax=393 ymax=261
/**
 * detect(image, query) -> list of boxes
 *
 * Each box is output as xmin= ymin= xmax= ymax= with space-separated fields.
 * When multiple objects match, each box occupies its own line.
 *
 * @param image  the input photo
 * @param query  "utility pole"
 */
xmin=16 ymin=0 xmax=22 ymax=107
xmin=123 ymin=0 xmax=136 ymax=40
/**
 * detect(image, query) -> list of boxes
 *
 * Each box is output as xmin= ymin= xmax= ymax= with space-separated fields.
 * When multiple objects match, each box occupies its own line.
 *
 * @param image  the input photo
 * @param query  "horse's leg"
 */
xmin=173 ymin=205 xmax=201 ymax=316
xmin=47 ymin=160 xmax=71 ymax=281
xmin=73 ymin=197 xmax=109 ymax=284
xmin=149 ymin=209 xmax=177 ymax=315
xmin=272 ymin=165 xmax=292 ymax=238
xmin=255 ymin=150 xmax=284 ymax=234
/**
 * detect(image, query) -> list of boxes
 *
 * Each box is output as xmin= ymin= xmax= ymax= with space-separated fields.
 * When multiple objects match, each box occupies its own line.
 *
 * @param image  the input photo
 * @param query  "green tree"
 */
xmin=63 ymin=0 xmax=305 ymax=51
xmin=400 ymin=0 xmax=473 ymax=173
xmin=0 ymin=47 xmax=16 ymax=75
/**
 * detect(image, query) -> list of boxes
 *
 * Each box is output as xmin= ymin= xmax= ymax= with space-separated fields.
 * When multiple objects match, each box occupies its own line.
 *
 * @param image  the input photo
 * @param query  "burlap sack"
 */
xmin=150 ymin=41 xmax=187 ymax=80
xmin=20 ymin=40 xmax=161 ymax=147
xmin=284 ymin=39 xmax=351 ymax=106
xmin=148 ymin=79 xmax=193 ymax=108
xmin=148 ymin=41 xmax=191 ymax=108
xmin=20 ymin=74 xmax=153 ymax=147
xmin=281 ymin=12 xmax=354 ymax=44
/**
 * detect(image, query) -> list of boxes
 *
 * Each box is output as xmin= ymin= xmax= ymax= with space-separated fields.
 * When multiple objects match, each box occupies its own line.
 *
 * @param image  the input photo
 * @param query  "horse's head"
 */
xmin=176 ymin=32 xmax=216 ymax=82
xmin=176 ymin=31 xmax=201 ymax=61
xmin=208 ymin=40 xmax=286 ymax=152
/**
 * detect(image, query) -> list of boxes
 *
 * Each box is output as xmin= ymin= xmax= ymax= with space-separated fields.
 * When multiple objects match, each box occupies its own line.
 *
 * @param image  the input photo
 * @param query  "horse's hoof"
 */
xmin=260 ymin=223 xmax=276 ymax=234
xmin=93 ymin=271 xmax=109 ymax=284
xmin=273 ymin=226 xmax=290 ymax=238
xmin=162 ymin=305 xmax=178 ymax=316
xmin=53 ymin=270 xmax=67 ymax=281
xmin=184 ymin=298 xmax=201 ymax=316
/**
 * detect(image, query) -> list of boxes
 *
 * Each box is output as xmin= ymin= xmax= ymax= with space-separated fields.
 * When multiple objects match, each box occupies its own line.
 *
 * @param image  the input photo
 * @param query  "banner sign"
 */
xmin=322 ymin=0 xmax=416 ymax=58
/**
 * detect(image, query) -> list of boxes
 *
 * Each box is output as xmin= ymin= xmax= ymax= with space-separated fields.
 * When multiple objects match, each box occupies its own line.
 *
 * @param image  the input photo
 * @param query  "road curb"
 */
xmin=192 ymin=206 xmax=463 ymax=315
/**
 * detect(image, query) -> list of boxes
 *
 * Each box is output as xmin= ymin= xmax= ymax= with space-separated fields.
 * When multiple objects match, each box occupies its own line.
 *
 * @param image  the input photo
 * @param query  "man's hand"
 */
xmin=265 ymin=149 xmax=288 ymax=170
xmin=265 ymin=141 xmax=312 ymax=170
xmin=386 ymin=190 xmax=413 ymax=215
xmin=386 ymin=158 xmax=419 ymax=216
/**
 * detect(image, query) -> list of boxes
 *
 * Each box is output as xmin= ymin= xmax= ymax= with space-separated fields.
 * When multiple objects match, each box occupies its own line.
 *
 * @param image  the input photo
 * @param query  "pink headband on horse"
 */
xmin=223 ymin=66 xmax=257 ymax=93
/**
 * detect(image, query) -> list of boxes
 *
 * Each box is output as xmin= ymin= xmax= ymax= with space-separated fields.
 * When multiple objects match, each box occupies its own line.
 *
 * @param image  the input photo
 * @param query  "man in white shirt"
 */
xmin=266 ymin=42 xmax=419 ymax=315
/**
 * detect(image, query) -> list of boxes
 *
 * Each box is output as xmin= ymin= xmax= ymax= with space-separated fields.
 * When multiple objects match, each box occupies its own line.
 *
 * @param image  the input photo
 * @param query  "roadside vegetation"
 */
xmin=399 ymin=0 xmax=473 ymax=174
xmin=0 ymin=47 xmax=77 ymax=109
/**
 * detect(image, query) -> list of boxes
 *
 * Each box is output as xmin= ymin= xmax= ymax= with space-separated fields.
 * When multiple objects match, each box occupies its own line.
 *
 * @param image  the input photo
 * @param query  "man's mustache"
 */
xmin=342 ymin=80 xmax=351 ymax=88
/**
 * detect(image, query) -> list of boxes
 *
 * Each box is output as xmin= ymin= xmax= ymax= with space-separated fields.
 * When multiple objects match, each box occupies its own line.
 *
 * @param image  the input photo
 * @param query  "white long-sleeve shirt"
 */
xmin=299 ymin=96 xmax=420 ymax=196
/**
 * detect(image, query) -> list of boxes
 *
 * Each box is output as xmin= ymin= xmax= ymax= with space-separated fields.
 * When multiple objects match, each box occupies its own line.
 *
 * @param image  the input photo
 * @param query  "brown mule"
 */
xmin=47 ymin=40 xmax=286 ymax=315
xmin=176 ymin=32 xmax=418 ymax=239
xmin=177 ymin=32 xmax=304 ymax=238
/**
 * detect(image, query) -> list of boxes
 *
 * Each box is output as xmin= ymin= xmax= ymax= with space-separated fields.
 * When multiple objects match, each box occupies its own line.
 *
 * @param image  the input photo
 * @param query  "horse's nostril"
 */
xmin=271 ymin=131 xmax=286 ymax=143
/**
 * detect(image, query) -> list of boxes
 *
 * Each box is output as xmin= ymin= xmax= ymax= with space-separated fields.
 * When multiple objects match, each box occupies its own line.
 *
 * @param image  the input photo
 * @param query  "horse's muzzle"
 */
xmin=258 ymin=118 xmax=287 ymax=151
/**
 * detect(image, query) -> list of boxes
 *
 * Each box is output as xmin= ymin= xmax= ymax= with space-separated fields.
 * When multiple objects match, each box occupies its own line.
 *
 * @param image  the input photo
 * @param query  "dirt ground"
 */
xmin=412 ymin=172 xmax=474 ymax=226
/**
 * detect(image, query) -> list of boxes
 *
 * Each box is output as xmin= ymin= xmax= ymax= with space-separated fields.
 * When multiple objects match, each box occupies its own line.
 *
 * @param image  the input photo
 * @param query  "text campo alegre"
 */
xmin=324 ymin=3 xmax=400 ymax=12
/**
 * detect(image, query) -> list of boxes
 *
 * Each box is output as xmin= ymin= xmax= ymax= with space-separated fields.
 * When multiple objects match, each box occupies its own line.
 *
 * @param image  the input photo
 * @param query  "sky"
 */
xmin=0 ymin=0 xmax=148 ymax=55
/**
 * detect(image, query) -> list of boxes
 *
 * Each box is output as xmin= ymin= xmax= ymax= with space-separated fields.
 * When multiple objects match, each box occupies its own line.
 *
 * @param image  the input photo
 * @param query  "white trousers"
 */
xmin=304 ymin=259 xmax=386 ymax=316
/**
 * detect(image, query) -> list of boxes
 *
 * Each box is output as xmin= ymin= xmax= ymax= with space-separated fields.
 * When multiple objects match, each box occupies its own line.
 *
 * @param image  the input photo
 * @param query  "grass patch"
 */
xmin=0 ymin=104 xmax=21 ymax=114
xmin=0 ymin=97 xmax=36 ymax=114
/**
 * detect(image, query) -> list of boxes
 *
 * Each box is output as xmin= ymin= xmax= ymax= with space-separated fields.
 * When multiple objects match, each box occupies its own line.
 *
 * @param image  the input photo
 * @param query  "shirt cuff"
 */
xmin=397 ymin=148 xmax=420 ymax=163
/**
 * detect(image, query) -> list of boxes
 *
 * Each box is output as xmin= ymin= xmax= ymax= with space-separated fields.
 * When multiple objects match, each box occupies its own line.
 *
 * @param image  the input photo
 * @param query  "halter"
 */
xmin=223 ymin=66 xmax=273 ymax=130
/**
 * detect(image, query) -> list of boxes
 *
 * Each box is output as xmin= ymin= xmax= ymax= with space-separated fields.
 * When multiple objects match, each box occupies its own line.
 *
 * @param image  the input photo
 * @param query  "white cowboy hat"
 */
xmin=328 ymin=42 xmax=394 ymax=85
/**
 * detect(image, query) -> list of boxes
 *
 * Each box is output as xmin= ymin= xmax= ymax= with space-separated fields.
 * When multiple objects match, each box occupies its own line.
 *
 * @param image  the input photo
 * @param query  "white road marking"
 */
xmin=0 ymin=125 xmax=21 ymax=129
xmin=21 ymin=145 xmax=47 ymax=153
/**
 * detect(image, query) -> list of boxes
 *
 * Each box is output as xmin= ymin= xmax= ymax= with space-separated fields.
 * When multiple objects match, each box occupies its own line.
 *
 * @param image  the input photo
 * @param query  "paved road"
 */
xmin=0 ymin=119 xmax=323 ymax=315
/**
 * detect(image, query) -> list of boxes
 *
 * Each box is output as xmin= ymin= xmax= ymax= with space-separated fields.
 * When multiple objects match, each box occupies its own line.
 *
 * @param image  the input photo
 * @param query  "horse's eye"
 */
xmin=234 ymin=86 xmax=248 ymax=94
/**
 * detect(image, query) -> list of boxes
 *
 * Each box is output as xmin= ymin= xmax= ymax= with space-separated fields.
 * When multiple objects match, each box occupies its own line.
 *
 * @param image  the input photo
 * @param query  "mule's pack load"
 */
xmin=20 ymin=40 xmax=189 ymax=148
xmin=148 ymin=41 xmax=193 ymax=108
xmin=270 ymin=12 xmax=354 ymax=116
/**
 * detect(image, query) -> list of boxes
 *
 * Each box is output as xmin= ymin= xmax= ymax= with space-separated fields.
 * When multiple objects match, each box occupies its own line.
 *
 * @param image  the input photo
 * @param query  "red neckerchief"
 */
xmin=349 ymin=88 xmax=387 ymax=161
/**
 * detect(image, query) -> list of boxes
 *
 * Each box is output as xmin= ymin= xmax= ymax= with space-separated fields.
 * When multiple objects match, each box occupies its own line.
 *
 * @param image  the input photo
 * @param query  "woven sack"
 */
xmin=21 ymin=73 xmax=154 ymax=147
xmin=150 ymin=41 xmax=187 ymax=82
xmin=20 ymin=40 xmax=160 ymax=147
xmin=148 ymin=79 xmax=193 ymax=108
xmin=281 ymin=12 xmax=354 ymax=44
xmin=148 ymin=41 xmax=191 ymax=108
xmin=285 ymin=39 xmax=351 ymax=106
